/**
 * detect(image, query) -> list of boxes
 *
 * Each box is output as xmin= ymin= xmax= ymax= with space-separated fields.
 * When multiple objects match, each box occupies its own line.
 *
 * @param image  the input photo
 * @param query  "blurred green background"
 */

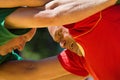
xmin=22 ymin=28 xmax=63 ymax=60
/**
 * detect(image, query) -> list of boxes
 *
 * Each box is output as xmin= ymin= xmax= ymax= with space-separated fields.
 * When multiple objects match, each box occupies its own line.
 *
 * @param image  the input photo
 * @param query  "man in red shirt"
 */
xmin=49 ymin=5 xmax=120 ymax=80
xmin=0 ymin=0 xmax=119 ymax=80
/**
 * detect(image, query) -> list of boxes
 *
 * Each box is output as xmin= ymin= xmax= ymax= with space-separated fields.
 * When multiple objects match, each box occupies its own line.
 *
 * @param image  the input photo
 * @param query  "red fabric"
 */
xmin=58 ymin=49 xmax=89 ymax=77
xmin=58 ymin=5 xmax=120 ymax=80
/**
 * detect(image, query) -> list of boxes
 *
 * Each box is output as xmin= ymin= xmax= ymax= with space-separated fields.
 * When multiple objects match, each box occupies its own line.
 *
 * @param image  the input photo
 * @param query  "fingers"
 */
xmin=45 ymin=0 xmax=59 ymax=10
xmin=22 ymin=28 xmax=37 ymax=41
xmin=0 ymin=43 xmax=23 ymax=56
xmin=45 ymin=0 xmax=75 ymax=10
xmin=0 ymin=46 xmax=13 ymax=56
xmin=0 ymin=36 xmax=26 ymax=55
xmin=0 ymin=47 xmax=7 ymax=56
xmin=17 ymin=41 xmax=26 ymax=51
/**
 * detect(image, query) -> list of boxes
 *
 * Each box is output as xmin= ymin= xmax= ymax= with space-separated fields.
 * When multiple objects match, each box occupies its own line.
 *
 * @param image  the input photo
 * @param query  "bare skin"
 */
xmin=0 ymin=56 xmax=86 ymax=80
xmin=0 ymin=26 xmax=88 ymax=80
xmin=0 ymin=0 xmax=51 ymax=8
xmin=0 ymin=0 xmax=117 ymax=55
xmin=48 ymin=26 xmax=83 ymax=56
xmin=0 ymin=0 xmax=49 ymax=55
xmin=3 ymin=0 xmax=117 ymax=28
xmin=0 ymin=28 xmax=36 ymax=55
xmin=0 ymin=0 xmax=118 ymax=80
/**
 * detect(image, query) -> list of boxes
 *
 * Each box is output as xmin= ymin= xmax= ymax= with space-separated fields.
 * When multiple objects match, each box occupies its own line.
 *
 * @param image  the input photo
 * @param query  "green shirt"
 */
xmin=0 ymin=8 xmax=18 ymax=46
xmin=0 ymin=8 xmax=23 ymax=64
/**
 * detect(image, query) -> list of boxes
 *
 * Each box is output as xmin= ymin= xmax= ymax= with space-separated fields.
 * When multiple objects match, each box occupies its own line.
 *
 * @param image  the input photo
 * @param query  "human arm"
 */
xmin=0 ymin=0 xmax=51 ymax=8
xmin=0 ymin=56 xmax=87 ymax=80
xmin=0 ymin=28 xmax=36 ymax=55
xmin=5 ymin=0 xmax=117 ymax=28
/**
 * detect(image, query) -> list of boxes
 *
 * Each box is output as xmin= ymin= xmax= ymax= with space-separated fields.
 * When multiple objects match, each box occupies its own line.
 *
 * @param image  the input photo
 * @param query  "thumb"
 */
xmin=22 ymin=28 xmax=37 ymax=42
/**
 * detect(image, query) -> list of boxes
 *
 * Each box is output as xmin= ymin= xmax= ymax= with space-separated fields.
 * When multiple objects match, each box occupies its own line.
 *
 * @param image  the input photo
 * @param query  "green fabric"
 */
xmin=0 ymin=50 xmax=23 ymax=64
xmin=0 ymin=8 xmax=31 ymax=46
xmin=0 ymin=8 xmax=18 ymax=46
xmin=0 ymin=8 xmax=23 ymax=64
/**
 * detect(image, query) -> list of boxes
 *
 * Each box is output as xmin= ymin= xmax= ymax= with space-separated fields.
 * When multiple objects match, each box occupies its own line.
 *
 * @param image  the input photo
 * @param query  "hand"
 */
xmin=5 ymin=0 xmax=92 ymax=28
xmin=5 ymin=0 xmax=117 ymax=28
xmin=0 ymin=28 xmax=36 ymax=55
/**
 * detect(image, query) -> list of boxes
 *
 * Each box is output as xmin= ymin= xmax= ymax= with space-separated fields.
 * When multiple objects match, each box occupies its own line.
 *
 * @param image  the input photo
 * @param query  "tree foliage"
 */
xmin=22 ymin=28 xmax=63 ymax=60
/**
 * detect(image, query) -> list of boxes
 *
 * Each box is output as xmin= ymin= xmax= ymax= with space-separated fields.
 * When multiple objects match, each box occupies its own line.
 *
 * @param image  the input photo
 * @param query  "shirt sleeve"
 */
xmin=58 ymin=49 xmax=89 ymax=77
xmin=63 ymin=12 xmax=101 ymax=38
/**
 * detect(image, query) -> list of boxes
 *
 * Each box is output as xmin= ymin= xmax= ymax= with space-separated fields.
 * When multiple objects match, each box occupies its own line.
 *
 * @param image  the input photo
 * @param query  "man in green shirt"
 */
xmin=0 ymin=0 xmax=119 ymax=80
xmin=0 ymin=8 xmax=37 ymax=64
xmin=0 ymin=0 xmax=52 ymax=62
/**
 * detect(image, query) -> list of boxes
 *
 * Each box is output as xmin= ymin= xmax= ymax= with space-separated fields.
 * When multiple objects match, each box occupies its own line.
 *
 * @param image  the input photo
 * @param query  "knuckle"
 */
xmin=45 ymin=1 xmax=59 ymax=9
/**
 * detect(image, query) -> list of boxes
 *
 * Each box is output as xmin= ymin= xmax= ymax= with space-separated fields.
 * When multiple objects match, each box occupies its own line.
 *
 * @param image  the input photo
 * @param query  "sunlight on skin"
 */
xmin=0 ymin=28 xmax=36 ymax=55
xmin=48 ymin=26 xmax=83 ymax=56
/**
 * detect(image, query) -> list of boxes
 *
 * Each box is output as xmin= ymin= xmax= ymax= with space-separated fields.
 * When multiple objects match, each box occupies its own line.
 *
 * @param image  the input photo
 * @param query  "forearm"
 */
xmin=42 ymin=0 xmax=117 ymax=26
xmin=35 ymin=0 xmax=117 ymax=26
xmin=0 ymin=56 xmax=74 ymax=80
xmin=5 ymin=0 xmax=117 ymax=28
xmin=0 ymin=0 xmax=52 ymax=8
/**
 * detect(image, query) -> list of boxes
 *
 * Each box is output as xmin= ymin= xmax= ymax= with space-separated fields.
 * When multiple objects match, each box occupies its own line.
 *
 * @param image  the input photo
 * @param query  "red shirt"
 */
xmin=58 ymin=5 xmax=120 ymax=80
